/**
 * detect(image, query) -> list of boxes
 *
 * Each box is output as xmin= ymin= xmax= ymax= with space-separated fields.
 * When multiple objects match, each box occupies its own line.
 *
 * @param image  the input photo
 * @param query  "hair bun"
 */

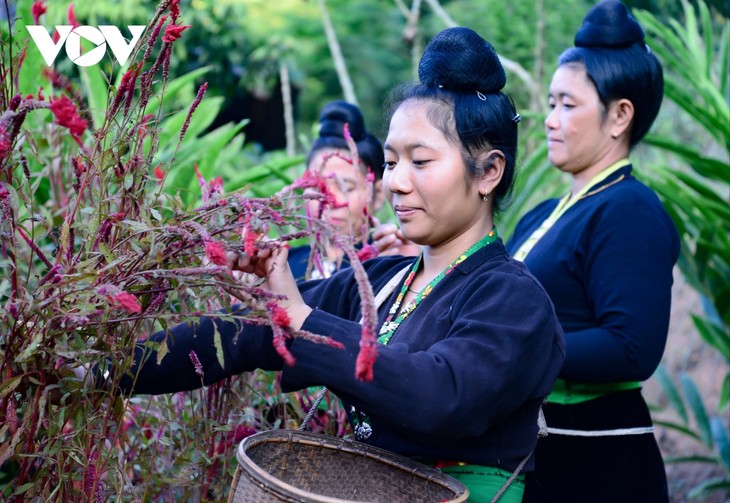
xmin=574 ymin=0 xmax=644 ymax=49
xmin=317 ymin=100 xmax=366 ymax=141
xmin=418 ymin=27 xmax=506 ymax=93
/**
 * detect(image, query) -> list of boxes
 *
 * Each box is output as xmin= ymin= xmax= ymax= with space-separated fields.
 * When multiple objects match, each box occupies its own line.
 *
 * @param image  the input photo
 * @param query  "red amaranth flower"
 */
xmin=266 ymin=301 xmax=291 ymax=328
xmin=162 ymin=23 xmax=191 ymax=43
xmin=9 ymin=94 xmax=21 ymax=111
xmin=110 ymin=292 xmax=142 ymax=314
xmin=180 ymin=82 xmax=207 ymax=143
xmin=50 ymin=95 xmax=87 ymax=145
xmin=0 ymin=128 xmax=11 ymax=160
xmin=266 ymin=302 xmax=295 ymax=366
xmin=356 ymin=244 xmax=378 ymax=262
xmin=209 ymin=177 xmax=224 ymax=195
xmin=67 ymin=3 xmax=78 ymax=26
xmin=204 ymin=240 xmax=229 ymax=266
xmin=189 ymin=351 xmax=204 ymax=378
xmin=142 ymin=15 xmax=167 ymax=65
xmin=355 ymin=327 xmax=378 ymax=382
xmin=192 ymin=160 xmax=222 ymax=202
xmin=343 ymin=123 xmax=360 ymax=171
xmin=153 ymin=165 xmax=166 ymax=181
xmin=169 ymin=0 xmax=181 ymax=22
xmin=31 ymin=1 xmax=47 ymax=24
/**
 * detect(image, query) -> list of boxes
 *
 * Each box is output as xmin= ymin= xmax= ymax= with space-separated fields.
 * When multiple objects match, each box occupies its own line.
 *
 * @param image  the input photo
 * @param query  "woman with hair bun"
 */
xmin=288 ymin=100 xmax=388 ymax=280
xmin=115 ymin=27 xmax=564 ymax=502
xmin=506 ymin=1 xmax=679 ymax=501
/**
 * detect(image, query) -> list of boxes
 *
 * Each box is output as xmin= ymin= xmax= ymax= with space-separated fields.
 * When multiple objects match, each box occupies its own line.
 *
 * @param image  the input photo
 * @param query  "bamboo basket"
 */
xmin=228 ymin=430 xmax=469 ymax=502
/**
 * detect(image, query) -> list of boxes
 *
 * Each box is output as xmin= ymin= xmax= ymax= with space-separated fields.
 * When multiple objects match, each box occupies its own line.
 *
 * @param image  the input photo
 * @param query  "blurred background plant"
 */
xmin=1 ymin=0 xmax=728 ymax=501
xmin=633 ymin=1 xmax=730 ymax=499
xmin=0 ymin=0 xmax=359 ymax=500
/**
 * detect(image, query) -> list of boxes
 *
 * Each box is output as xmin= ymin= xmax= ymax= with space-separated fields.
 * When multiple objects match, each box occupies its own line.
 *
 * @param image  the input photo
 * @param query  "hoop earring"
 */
xmin=482 ymin=193 xmax=489 ymax=202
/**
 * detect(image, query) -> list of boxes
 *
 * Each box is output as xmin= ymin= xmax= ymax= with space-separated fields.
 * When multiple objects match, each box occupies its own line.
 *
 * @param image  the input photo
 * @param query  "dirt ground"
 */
xmin=643 ymin=269 xmax=730 ymax=503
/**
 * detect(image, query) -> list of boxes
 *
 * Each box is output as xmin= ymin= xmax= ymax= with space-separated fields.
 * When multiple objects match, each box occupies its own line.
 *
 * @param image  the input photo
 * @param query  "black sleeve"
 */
xmin=116 ymin=307 xmax=283 ymax=395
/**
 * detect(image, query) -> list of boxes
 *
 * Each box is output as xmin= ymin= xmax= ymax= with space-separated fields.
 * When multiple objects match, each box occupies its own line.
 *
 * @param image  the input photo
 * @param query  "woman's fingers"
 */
xmin=233 ymin=248 xmax=273 ymax=277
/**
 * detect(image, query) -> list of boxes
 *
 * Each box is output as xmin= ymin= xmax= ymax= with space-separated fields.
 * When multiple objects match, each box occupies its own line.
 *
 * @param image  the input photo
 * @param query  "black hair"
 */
xmin=307 ymin=100 xmax=385 ymax=180
xmin=559 ymin=0 xmax=663 ymax=147
xmin=385 ymin=27 xmax=519 ymax=213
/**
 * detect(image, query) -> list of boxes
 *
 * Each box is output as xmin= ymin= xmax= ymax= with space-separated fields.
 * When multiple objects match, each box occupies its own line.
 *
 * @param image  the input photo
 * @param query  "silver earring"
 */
xmin=482 ymin=193 xmax=489 ymax=202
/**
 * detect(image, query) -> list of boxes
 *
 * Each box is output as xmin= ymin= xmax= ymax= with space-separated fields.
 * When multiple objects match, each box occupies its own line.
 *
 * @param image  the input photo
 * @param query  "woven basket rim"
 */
xmin=235 ymin=430 xmax=469 ymax=503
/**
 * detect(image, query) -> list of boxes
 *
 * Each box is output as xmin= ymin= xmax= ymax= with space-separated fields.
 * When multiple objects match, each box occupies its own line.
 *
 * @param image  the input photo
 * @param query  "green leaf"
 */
xmin=664 ymin=455 xmax=719 ymax=464
xmin=156 ymin=339 xmax=169 ymax=365
xmin=196 ymin=120 xmax=249 ymax=179
xmin=691 ymin=315 xmax=730 ymax=360
xmin=151 ymin=66 xmax=213 ymax=113
xmin=78 ymin=64 xmax=110 ymax=130
xmin=687 ymin=477 xmax=730 ymax=498
xmin=13 ymin=483 xmax=36 ymax=496
xmin=720 ymin=23 xmax=729 ymax=96
xmin=710 ymin=417 xmax=730 ymax=470
xmin=0 ymin=376 xmax=23 ymax=400
xmin=654 ymin=364 xmax=688 ymax=423
xmin=122 ymin=219 xmax=150 ymax=233
xmin=643 ymin=137 xmax=730 ymax=183
xmin=719 ymin=375 xmax=730 ymax=412
xmin=15 ymin=331 xmax=44 ymax=362
xmin=681 ymin=373 xmax=714 ymax=448
xmin=213 ymin=321 xmax=224 ymax=370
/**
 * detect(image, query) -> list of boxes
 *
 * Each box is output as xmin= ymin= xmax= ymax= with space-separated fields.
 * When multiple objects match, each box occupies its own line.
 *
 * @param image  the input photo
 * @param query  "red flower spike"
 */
xmin=266 ymin=302 xmax=296 ymax=366
xmin=356 ymin=244 xmax=378 ymax=262
xmin=355 ymin=349 xmax=377 ymax=382
xmin=50 ymin=95 xmax=87 ymax=145
xmin=0 ymin=128 xmax=11 ymax=160
xmin=111 ymin=292 xmax=142 ymax=314
xmin=204 ymin=240 xmax=229 ymax=267
xmin=67 ymin=4 xmax=78 ymax=27
xmin=266 ymin=301 xmax=291 ymax=329
xmin=209 ymin=177 xmax=224 ymax=196
xmin=31 ymin=1 xmax=47 ymax=24
xmin=9 ymin=94 xmax=21 ymax=111
xmin=153 ymin=165 xmax=166 ymax=181
xmin=189 ymin=351 xmax=204 ymax=378
xmin=162 ymin=23 xmax=191 ymax=44
xmin=180 ymin=82 xmax=208 ymax=143
xmin=169 ymin=0 xmax=181 ymax=22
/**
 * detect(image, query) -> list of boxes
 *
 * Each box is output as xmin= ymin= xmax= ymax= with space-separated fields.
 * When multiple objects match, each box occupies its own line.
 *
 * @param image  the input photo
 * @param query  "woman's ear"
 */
xmin=476 ymin=150 xmax=505 ymax=197
xmin=371 ymin=179 xmax=385 ymax=211
xmin=610 ymin=98 xmax=634 ymax=138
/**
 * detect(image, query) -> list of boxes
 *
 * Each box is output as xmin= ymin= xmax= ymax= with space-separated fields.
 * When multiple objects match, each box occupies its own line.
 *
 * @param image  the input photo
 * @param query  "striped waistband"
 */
xmin=546 ymin=426 xmax=654 ymax=437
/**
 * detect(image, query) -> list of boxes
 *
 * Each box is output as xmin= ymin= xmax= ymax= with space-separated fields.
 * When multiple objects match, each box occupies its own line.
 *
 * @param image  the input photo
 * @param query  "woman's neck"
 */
xmin=324 ymin=242 xmax=344 ymax=262
xmin=571 ymin=150 xmax=629 ymax=195
xmin=418 ymin=220 xmax=493 ymax=285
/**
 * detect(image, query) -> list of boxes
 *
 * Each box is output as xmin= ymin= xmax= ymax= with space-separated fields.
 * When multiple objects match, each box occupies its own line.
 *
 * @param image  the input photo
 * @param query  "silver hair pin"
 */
xmin=645 ymin=44 xmax=652 ymax=54
xmin=476 ymin=91 xmax=487 ymax=101
xmin=512 ymin=113 xmax=521 ymax=124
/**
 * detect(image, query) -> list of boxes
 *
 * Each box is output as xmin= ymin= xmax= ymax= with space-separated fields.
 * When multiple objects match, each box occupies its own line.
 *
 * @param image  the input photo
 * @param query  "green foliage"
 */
xmin=1 ymin=1 xmax=354 ymax=500
xmin=633 ymin=0 xmax=729 ymax=397
xmin=653 ymin=366 xmax=730 ymax=497
xmin=633 ymin=0 xmax=729 ymax=498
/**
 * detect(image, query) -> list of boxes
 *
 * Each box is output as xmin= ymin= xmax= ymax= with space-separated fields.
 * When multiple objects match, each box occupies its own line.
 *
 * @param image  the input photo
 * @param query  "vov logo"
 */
xmin=27 ymin=25 xmax=146 ymax=67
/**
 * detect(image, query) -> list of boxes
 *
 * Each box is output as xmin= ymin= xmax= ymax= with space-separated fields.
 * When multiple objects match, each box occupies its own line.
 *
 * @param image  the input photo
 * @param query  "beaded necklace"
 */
xmin=377 ymin=229 xmax=499 ymax=345
xmin=351 ymin=228 xmax=499 ymax=441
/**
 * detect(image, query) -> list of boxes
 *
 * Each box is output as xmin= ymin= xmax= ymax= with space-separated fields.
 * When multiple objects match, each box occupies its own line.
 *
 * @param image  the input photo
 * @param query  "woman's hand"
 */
xmin=371 ymin=222 xmax=420 ymax=257
xmin=234 ymin=246 xmax=312 ymax=330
